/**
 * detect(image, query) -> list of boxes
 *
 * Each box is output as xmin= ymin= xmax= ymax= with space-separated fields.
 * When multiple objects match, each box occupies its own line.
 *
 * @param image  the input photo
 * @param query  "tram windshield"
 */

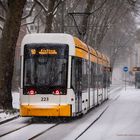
xmin=23 ymin=43 xmax=69 ymax=88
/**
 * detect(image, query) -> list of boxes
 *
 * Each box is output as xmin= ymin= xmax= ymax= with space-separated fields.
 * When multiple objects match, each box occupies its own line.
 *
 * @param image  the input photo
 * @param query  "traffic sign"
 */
xmin=123 ymin=66 xmax=128 ymax=91
xmin=123 ymin=66 xmax=128 ymax=72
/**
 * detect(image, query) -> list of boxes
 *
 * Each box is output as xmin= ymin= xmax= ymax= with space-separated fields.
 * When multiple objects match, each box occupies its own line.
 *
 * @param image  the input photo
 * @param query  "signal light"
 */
xmin=27 ymin=88 xmax=36 ymax=95
xmin=52 ymin=89 xmax=62 ymax=95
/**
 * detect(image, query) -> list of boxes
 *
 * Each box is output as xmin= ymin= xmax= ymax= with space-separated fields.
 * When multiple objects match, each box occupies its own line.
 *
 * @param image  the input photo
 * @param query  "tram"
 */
xmin=20 ymin=33 xmax=111 ymax=117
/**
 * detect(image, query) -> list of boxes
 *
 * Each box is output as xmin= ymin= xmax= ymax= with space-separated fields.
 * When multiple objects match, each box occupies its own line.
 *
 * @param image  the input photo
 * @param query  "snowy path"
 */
xmin=79 ymin=86 xmax=140 ymax=140
xmin=33 ymin=85 xmax=122 ymax=140
xmin=0 ymin=84 xmax=124 ymax=140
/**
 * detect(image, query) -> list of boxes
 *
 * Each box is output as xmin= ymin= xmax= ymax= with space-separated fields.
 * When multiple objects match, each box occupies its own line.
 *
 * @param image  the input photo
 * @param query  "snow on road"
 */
xmin=2 ymin=85 xmax=140 ymax=140
xmin=1 ymin=123 xmax=56 ymax=140
xmin=0 ymin=117 xmax=31 ymax=136
xmin=79 ymin=86 xmax=140 ymax=140
xmin=32 ymin=85 xmax=122 ymax=140
xmin=0 ymin=84 xmax=122 ymax=139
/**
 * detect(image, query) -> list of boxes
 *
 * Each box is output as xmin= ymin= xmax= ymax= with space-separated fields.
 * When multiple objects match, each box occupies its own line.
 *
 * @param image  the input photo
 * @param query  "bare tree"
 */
xmin=33 ymin=0 xmax=63 ymax=33
xmin=101 ymin=10 xmax=136 ymax=69
xmin=0 ymin=0 xmax=26 ymax=109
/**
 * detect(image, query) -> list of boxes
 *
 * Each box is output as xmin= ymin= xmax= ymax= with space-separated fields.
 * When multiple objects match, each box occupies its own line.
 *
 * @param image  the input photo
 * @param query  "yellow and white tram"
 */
xmin=20 ymin=33 xmax=111 ymax=117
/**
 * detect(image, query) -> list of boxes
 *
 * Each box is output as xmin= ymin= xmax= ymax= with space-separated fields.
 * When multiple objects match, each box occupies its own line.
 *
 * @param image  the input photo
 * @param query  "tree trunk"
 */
xmin=79 ymin=0 xmax=95 ymax=40
xmin=44 ymin=0 xmax=56 ymax=33
xmin=0 ymin=0 xmax=26 ymax=109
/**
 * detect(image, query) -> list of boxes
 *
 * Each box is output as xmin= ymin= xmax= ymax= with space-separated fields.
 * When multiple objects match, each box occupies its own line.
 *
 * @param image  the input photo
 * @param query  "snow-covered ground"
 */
xmin=79 ymin=86 xmax=140 ymax=140
xmin=3 ymin=84 xmax=140 ymax=140
xmin=34 ymin=85 xmax=139 ymax=140
xmin=3 ymin=86 xmax=140 ymax=140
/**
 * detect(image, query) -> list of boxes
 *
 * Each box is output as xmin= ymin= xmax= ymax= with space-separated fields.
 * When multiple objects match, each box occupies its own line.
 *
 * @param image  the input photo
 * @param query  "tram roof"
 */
xmin=21 ymin=33 xmax=75 ymax=55
xmin=73 ymin=37 xmax=88 ymax=52
xmin=89 ymin=47 xmax=98 ymax=57
xmin=96 ymin=50 xmax=102 ymax=59
xmin=21 ymin=33 xmax=109 ymax=64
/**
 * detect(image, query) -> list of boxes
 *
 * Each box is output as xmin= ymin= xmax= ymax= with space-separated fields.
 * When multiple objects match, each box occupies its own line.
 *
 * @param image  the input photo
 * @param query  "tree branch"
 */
xmin=0 ymin=0 xmax=7 ymax=12
xmin=35 ymin=0 xmax=63 ymax=16
xmin=34 ymin=0 xmax=48 ymax=13
xmin=90 ymin=0 xmax=108 ymax=14
xmin=0 ymin=24 xmax=3 ymax=31
xmin=52 ymin=0 xmax=63 ymax=15
xmin=21 ymin=9 xmax=42 ymax=26
xmin=0 ymin=15 xmax=5 ymax=22
xmin=70 ymin=0 xmax=82 ymax=12
xmin=26 ymin=25 xmax=31 ymax=33
xmin=22 ymin=2 xmax=36 ymax=20
xmin=127 ymin=0 xmax=136 ymax=6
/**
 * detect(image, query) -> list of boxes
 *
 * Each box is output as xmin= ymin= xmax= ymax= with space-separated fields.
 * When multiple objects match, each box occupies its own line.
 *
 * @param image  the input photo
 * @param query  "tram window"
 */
xmin=100 ymin=66 xmax=103 ymax=88
xmin=91 ymin=62 xmax=96 ymax=88
xmin=96 ymin=64 xmax=102 ymax=88
xmin=71 ymin=57 xmax=82 ymax=93
xmin=71 ymin=57 xmax=76 ymax=90
xmin=103 ymin=72 xmax=107 ymax=88
xmin=81 ymin=59 xmax=88 ymax=92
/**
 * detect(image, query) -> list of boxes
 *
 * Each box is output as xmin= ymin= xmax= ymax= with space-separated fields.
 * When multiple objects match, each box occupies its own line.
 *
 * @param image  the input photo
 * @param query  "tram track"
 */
xmin=0 ymin=117 xmax=33 ymax=137
xmin=28 ymin=123 xmax=60 ymax=140
xmin=74 ymin=90 xmax=122 ymax=140
xmin=1 ymin=123 xmax=60 ymax=140
xmin=0 ymin=86 xmax=123 ymax=140
xmin=0 ymin=123 xmax=32 ymax=137
xmin=74 ymin=106 xmax=109 ymax=140
xmin=0 ymin=117 xmax=61 ymax=140
xmin=114 ymin=95 xmax=120 ymax=101
xmin=28 ymin=117 xmax=73 ymax=140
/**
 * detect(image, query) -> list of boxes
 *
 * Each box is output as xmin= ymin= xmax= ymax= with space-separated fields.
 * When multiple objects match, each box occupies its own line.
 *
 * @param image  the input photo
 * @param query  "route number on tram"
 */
xmin=41 ymin=97 xmax=49 ymax=101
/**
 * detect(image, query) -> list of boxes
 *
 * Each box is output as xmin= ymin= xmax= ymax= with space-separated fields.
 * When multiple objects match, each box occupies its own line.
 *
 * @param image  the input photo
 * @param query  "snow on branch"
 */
xmin=21 ymin=9 xmax=42 ymax=26
xmin=34 ymin=0 xmax=48 ymax=13
xmin=52 ymin=0 xmax=63 ymax=15
xmin=0 ymin=15 xmax=5 ymax=22
xmin=22 ymin=3 xmax=36 ymax=20
xmin=35 ymin=0 xmax=64 ymax=16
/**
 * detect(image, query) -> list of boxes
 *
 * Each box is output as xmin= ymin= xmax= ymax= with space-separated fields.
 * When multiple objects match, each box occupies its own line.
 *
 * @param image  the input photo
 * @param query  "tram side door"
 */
xmin=75 ymin=59 xmax=82 ymax=113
